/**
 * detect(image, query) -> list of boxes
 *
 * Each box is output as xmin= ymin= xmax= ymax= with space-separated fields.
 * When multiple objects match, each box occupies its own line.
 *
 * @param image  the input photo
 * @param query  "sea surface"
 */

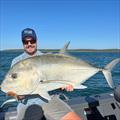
xmin=0 ymin=51 xmax=120 ymax=107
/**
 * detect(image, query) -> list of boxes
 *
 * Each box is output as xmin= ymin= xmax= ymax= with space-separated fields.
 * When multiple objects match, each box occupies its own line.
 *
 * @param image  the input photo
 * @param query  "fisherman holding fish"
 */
xmin=10 ymin=28 xmax=82 ymax=120
xmin=1 ymin=28 xmax=119 ymax=120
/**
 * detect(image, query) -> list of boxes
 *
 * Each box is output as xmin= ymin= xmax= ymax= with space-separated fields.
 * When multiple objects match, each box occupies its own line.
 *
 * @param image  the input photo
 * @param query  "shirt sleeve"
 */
xmin=11 ymin=57 xmax=19 ymax=67
xmin=10 ymin=53 xmax=24 ymax=67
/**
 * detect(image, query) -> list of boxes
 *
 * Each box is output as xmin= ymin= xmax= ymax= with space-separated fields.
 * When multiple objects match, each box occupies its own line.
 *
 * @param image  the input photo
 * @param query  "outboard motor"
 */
xmin=114 ymin=86 xmax=120 ymax=103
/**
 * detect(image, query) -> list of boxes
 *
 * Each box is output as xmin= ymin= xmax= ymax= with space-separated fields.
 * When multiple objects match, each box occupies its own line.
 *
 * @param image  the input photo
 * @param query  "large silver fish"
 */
xmin=1 ymin=52 xmax=120 ymax=100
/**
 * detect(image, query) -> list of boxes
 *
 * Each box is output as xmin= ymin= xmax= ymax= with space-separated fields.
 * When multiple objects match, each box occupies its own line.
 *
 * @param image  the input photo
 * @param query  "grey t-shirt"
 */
xmin=11 ymin=50 xmax=43 ymax=67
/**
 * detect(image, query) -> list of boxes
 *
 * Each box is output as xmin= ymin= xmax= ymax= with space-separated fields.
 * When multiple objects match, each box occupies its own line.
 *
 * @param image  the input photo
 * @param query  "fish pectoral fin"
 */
xmin=74 ymin=84 xmax=87 ymax=89
xmin=38 ymin=91 xmax=51 ymax=101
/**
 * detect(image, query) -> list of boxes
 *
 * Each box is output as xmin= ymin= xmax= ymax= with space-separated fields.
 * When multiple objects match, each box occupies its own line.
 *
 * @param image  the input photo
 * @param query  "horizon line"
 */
xmin=1 ymin=48 xmax=120 ymax=51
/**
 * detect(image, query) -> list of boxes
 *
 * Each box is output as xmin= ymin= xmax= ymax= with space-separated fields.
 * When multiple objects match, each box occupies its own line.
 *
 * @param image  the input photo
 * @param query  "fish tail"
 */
xmin=102 ymin=58 xmax=120 ymax=88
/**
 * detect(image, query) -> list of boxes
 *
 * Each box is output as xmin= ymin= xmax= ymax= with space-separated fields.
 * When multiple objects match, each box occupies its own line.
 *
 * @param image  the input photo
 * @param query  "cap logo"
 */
xmin=24 ymin=30 xmax=33 ymax=34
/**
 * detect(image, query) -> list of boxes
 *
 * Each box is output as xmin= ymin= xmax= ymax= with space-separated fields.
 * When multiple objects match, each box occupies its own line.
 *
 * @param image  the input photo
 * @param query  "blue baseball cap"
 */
xmin=22 ymin=28 xmax=37 ymax=41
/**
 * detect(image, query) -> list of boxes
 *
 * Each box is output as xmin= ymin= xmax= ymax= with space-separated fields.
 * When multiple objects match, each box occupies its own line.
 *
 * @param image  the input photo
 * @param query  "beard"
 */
xmin=25 ymin=45 xmax=37 ymax=55
xmin=26 ymin=45 xmax=35 ymax=49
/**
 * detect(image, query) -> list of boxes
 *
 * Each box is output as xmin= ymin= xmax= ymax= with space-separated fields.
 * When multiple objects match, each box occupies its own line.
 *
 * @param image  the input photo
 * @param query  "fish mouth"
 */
xmin=0 ymin=84 xmax=15 ymax=93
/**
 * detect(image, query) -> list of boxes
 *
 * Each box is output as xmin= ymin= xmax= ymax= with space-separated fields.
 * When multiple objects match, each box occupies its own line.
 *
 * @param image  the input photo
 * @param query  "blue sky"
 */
xmin=0 ymin=0 xmax=120 ymax=50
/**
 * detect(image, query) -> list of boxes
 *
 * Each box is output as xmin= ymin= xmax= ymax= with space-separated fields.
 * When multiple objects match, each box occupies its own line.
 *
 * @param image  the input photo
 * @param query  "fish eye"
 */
xmin=40 ymin=80 xmax=43 ymax=83
xmin=11 ymin=73 xmax=17 ymax=79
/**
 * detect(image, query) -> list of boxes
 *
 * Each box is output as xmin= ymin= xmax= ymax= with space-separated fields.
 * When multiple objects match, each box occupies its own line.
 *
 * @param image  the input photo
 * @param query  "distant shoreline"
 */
xmin=1 ymin=49 xmax=120 ymax=53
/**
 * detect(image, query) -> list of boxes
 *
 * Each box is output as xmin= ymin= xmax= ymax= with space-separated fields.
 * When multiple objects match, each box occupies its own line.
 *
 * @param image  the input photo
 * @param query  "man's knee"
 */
xmin=23 ymin=104 xmax=46 ymax=120
xmin=61 ymin=111 xmax=82 ymax=120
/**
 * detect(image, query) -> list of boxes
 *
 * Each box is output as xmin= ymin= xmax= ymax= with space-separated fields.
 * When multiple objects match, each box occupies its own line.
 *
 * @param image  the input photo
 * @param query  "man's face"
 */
xmin=23 ymin=36 xmax=37 ymax=55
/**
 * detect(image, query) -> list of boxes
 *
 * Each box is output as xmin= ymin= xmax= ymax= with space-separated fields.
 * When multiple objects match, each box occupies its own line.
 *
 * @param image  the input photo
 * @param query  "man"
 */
xmin=11 ymin=28 xmax=82 ymax=120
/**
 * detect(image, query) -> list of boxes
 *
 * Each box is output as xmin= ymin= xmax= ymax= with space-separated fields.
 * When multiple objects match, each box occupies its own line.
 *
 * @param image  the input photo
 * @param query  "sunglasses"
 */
xmin=23 ymin=39 xmax=36 ymax=45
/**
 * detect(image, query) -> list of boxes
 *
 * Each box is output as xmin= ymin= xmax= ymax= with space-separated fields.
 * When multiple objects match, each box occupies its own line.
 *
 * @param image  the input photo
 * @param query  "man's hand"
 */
xmin=61 ymin=85 xmax=74 ymax=91
xmin=6 ymin=91 xmax=25 ymax=100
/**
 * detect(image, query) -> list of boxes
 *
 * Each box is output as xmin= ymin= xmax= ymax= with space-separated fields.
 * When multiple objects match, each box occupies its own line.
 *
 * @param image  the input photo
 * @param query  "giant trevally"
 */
xmin=1 ymin=51 xmax=120 ymax=100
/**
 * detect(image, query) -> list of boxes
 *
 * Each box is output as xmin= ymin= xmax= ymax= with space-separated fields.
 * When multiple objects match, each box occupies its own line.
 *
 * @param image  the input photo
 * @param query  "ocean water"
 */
xmin=0 ymin=51 xmax=120 ymax=106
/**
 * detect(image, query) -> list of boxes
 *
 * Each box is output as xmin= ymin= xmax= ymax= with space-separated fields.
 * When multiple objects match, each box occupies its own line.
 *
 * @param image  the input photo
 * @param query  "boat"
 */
xmin=0 ymin=86 xmax=120 ymax=120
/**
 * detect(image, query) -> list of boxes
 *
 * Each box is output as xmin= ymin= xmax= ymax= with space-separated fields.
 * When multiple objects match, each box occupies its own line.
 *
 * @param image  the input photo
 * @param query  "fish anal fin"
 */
xmin=74 ymin=84 xmax=87 ymax=89
xmin=38 ymin=92 xmax=51 ymax=101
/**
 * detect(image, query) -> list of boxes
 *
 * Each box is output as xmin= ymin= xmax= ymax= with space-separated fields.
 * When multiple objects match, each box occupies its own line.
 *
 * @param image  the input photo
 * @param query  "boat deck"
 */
xmin=0 ymin=93 xmax=120 ymax=120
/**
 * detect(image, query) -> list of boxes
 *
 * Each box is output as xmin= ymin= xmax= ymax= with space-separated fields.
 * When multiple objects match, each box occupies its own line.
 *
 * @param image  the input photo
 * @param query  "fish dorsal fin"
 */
xmin=59 ymin=41 xmax=70 ymax=54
